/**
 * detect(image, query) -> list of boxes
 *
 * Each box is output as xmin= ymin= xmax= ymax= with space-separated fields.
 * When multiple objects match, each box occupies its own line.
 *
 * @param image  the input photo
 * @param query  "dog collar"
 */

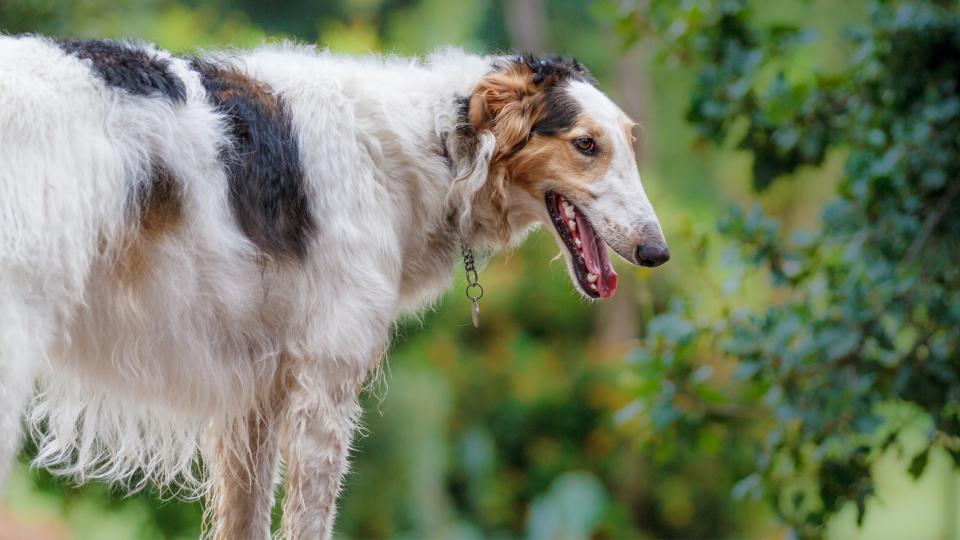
xmin=461 ymin=242 xmax=482 ymax=328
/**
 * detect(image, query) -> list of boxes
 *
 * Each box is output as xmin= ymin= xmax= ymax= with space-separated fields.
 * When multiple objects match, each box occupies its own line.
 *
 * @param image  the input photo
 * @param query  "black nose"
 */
xmin=636 ymin=243 xmax=670 ymax=267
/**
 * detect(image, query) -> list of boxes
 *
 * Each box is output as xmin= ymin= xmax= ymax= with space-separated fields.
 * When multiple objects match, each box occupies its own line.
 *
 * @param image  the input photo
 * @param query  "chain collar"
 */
xmin=461 ymin=242 xmax=483 ymax=328
xmin=445 ymin=125 xmax=481 ymax=328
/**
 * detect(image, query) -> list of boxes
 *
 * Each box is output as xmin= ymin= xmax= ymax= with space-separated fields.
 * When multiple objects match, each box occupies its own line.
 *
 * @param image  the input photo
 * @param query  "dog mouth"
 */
xmin=545 ymin=191 xmax=618 ymax=299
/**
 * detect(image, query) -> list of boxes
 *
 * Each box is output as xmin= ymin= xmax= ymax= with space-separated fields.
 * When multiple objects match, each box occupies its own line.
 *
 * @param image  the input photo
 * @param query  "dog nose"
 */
xmin=636 ymin=243 xmax=670 ymax=267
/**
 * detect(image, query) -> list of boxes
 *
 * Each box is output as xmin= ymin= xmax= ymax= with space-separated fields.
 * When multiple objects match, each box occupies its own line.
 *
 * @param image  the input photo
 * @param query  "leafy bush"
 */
xmin=616 ymin=0 xmax=960 ymax=535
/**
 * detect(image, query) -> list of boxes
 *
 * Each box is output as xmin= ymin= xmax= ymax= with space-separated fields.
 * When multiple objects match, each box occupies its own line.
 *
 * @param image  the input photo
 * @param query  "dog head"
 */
xmin=465 ymin=55 xmax=668 ymax=299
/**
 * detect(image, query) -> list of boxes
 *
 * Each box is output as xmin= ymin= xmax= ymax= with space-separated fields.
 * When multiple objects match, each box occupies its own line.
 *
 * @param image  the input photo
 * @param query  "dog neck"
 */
xmin=393 ymin=56 xmax=548 ymax=314
xmin=390 ymin=56 xmax=505 ymax=313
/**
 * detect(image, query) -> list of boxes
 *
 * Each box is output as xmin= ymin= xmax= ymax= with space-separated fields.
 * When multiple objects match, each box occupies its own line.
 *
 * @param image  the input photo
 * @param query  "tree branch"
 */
xmin=905 ymin=180 xmax=960 ymax=265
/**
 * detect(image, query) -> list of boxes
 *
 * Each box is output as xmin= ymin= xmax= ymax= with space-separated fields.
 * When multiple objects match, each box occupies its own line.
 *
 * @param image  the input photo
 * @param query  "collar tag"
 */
xmin=461 ymin=243 xmax=483 ymax=328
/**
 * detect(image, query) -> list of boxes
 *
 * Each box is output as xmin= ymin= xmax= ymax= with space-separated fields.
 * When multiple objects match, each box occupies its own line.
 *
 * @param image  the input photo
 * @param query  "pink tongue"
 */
xmin=574 ymin=211 xmax=618 ymax=298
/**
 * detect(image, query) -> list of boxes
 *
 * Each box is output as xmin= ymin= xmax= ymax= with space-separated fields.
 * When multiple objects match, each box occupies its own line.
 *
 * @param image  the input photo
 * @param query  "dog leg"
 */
xmin=0 ymin=294 xmax=50 ymax=494
xmin=208 ymin=367 xmax=289 ymax=540
xmin=280 ymin=363 xmax=364 ymax=540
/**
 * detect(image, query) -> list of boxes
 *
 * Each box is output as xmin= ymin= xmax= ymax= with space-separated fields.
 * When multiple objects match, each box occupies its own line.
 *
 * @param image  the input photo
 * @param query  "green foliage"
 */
xmin=617 ymin=0 xmax=960 ymax=536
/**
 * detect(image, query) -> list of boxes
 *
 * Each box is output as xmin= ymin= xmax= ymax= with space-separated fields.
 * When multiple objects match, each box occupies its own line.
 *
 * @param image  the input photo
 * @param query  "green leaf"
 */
xmin=907 ymin=448 xmax=930 ymax=479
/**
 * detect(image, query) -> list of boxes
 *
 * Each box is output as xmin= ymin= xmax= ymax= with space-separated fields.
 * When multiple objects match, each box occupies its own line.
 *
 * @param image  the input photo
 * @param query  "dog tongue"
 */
xmin=575 ymin=211 xmax=618 ymax=298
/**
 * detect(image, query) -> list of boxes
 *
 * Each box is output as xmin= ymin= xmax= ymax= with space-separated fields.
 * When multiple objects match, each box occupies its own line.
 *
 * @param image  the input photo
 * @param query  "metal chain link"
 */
xmin=461 ymin=243 xmax=483 ymax=328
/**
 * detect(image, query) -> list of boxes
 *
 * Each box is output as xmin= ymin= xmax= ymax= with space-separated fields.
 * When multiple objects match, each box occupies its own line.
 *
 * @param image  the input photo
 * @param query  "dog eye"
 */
xmin=573 ymin=137 xmax=596 ymax=156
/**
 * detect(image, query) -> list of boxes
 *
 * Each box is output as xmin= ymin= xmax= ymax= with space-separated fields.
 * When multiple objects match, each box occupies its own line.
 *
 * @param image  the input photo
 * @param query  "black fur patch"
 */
xmin=190 ymin=59 xmax=314 ymax=260
xmin=56 ymin=39 xmax=185 ymax=102
xmin=519 ymin=55 xmax=595 ymax=137
xmin=455 ymin=96 xmax=474 ymax=138
xmin=517 ymin=54 xmax=595 ymax=88
xmin=533 ymin=89 xmax=582 ymax=136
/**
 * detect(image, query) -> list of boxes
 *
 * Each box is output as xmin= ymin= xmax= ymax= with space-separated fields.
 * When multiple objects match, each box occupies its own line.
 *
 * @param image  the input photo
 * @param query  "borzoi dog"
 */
xmin=0 ymin=36 xmax=669 ymax=538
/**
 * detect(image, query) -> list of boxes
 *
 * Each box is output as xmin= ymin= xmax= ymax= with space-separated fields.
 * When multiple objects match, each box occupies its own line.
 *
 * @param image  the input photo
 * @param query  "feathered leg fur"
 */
xmin=280 ymin=356 xmax=366 ymax=540
xmin=0 ymin=294 xmax=48 ymax=491
xmin=207 ymin=361 xmax=290 ymax=540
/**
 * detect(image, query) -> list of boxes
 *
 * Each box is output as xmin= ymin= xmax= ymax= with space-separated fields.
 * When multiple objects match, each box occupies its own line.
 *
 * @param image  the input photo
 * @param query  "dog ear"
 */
xmin=468 ymin=62 xmax=540 ymax=161
xmin=466 ymin=62 xmax=542 ymax=243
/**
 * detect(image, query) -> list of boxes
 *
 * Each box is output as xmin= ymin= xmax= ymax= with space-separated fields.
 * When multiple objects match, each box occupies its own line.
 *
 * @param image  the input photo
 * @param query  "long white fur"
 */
xmin=0 ymin=36 xmax=665 ymax=539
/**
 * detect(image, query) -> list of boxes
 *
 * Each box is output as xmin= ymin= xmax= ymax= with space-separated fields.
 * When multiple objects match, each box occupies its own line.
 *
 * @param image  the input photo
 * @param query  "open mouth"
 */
xmin=545 ymin=192 xmax=618 ymax=299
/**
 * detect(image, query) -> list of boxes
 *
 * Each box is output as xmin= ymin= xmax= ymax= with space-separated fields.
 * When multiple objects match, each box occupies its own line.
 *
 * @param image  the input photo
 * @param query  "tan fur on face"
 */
xmin=469 ymin=64 xmax=611 ymax=242
xmin=507 ymin=116 xmax=612 ymax=202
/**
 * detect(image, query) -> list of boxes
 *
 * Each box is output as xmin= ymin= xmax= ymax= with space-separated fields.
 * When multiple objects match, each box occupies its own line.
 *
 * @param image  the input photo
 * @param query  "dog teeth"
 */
xmin=568 ymin=220 xmax=576 ymax=231
xmin=564 ymin=206 xmax=575 ymax=219
xmin=587 ymin=273 xmax=597 ymax=283
xmin=574 ymin=238 xmax=582 ymax=248
xmin=590 ymin=284 xmax=598 ymax=291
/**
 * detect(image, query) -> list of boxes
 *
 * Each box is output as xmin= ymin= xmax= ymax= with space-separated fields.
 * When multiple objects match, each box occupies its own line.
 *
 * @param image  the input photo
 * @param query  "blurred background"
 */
xmin=2 ymin=0 xmax=959 ymax=538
